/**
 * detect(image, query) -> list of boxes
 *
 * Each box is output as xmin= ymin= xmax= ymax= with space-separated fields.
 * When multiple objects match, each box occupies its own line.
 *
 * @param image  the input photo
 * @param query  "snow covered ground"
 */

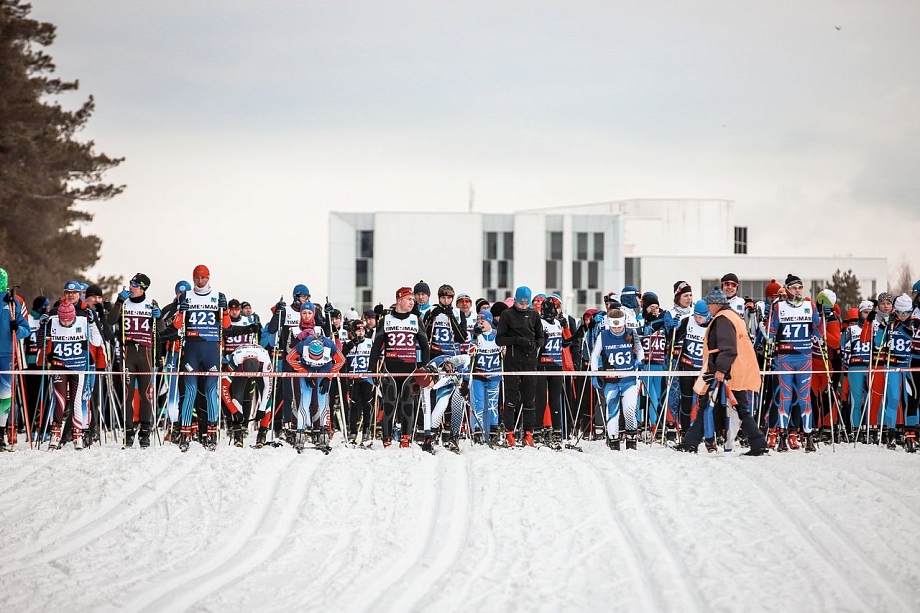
xmin=1 ymin=439 xmax=918 ymax=613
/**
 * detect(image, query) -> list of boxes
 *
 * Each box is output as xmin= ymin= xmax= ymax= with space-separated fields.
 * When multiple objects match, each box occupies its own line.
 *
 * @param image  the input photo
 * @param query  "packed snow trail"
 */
xmin=1 ymin=441 xmax=918 ymax=613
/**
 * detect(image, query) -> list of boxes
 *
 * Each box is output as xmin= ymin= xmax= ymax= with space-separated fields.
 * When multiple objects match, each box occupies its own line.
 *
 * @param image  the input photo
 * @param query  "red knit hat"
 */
xmin=764 ymin=279 xmax=782 ymax=300
xmin=193 ymin=264 xmax=210 ymax=279
xmin=396 ymin=287 xmax=413 ymax=300
xmin=57 ymin=300 xmax=76 ymax=320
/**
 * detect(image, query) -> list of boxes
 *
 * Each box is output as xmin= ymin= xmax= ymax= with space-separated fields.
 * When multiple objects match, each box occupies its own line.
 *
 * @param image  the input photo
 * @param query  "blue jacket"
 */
xmin=1 ymin=293 xmax=31 ymax=357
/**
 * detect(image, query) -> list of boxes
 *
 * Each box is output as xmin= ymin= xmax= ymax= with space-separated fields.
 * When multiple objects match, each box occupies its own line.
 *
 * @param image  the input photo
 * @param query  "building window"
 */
xmin=549 ymin=231 xmax=563 ymax=260
xmin=573 ymin=231 xmax=604 ymax=314
xmin=361 ymin=289 xmax=372 ymax=311
xmin=356 ymin=259 xmax=370 ymax=287
xmin=546 ymin=231 xmax=563 ymax=295
xmin=483 ymin=231 xmax=513 ymax=301
xmin=625 ymin=257 xmax=641 ymax=289
xmin=359 ymin=230 xmax=374 ymax=259
xmin=734 ymin=226 xmax=748 ymax=255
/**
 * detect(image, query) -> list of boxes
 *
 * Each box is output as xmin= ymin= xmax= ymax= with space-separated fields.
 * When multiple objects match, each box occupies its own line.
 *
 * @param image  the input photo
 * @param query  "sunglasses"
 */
xmin=129 ymin=281 xmax=140 ymax=288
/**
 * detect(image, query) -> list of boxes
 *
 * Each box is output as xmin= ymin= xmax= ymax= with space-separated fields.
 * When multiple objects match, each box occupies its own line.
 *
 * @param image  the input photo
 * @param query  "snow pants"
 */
xmin=502 ymin=361 xmax=537 ymax=432
xmin=180 ymin=340 xmax=220 ymax=426
xmin=297 ymin=378 xmax=329 ymax=431
xmin=471 ymin=376 xmax=500 ymax=435
xmin=639 ymin=363 xmax=664 ymax=425
xmin=775 ymin=356 xmax=813 ymax=432
xmin=602 ymin=377 xmax=638 ymax=438
xmin=846 ymin=368 xmax=868 ymax=429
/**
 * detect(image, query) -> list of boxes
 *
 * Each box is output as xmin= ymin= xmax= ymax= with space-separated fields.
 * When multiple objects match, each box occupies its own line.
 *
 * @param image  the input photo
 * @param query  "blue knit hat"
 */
xmin=704 ymin=288 xmax=729 ymax=305
xmin=694 ymin=300 xmax=709 ymax=316
xmin=477 ymin=310 xmax=493 ymax=324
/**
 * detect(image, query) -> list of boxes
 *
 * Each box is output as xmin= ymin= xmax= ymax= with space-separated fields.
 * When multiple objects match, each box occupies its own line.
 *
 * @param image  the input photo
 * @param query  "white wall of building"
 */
xmin=512 ymin=213 xmax=545 ymax=291
xmin=328 ymin=213 xmax=358 ymax=309
xmin=373 ymin=212 xmax=483 ymax=304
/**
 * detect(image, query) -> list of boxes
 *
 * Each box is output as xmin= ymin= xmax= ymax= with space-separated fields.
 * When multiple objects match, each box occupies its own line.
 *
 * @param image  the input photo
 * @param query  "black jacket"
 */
xmin=495 ymin=305 xmax=544 ymax=364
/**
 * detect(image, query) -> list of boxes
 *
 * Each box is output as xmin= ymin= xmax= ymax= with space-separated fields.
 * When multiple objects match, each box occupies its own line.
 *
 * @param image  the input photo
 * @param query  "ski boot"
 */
xmin=624 ymin=431 xmax=638 ymax=451
xmin=505 ymin=431 xmax=516 ymax=448
xmin=205 ymin=423 xmax=218 ymax=451
xmin=294 ymin=429 xmax=307 ymax=453
xmin=138 ymin=425 xmax=151 ymax=449
xmin=124 ymin=427 xmax=136 ymax=449
xmin=73 ymin=428 xmax=84 ymax=451
xmin=232 ymin=425 xmax=244 ymax=448
xmin=168 ymin=424 xmax=181 ymax=445
xmin=382 ymin=438 xmax=393 ymax=448
xmin=255 ymin=427 xmax=268 ymax=449
xmin=766 ymin=428 xmax=777 ymax=449
xmin=905 ymin=429 xmax=917 ymax=453
xmin=179 ymin=427 xmax=192 ymax=453
xmin=607 ymin=436 xmax=621 ymax=451
xmin=776 ymin=429 xmax=789 ymax=453
xmin=804 ymin=432 xmax=816 ymax=453
xmin=444 ymin=436 xmax=461 ymax=454
xmin=743 ymin=446 xmax=769 ymax=457
xmin=548 ymin=429 xmax=563 ymax=451
xmin=787 ymin=430 xmax=801 ymax=450
xmin=0 ymin=428 xmax=6 ymax=452
xmin=421 ymin=435 xmax=434 ymax=453
xmin=399 ymin=434 xmax=411 ymax=448
xmin=704 ymin=438 xmax=718 ymax=453
xmin=522 ymin=430 xmax=535 ymax=447
xmin=886 ymin=429 xmax=898 ymax=451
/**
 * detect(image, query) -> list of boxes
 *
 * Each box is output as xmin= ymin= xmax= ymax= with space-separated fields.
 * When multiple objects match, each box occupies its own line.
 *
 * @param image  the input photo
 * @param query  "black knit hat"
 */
xmin=490 ymin=302 xmax=508 ymax=320
xmin=131 ymin=273 xmax=151 ymax=291
xmin=413 ymin=280 xmax=431 ymax=296
xmin=784 ymin=273 xmax=802 ymax=287
xmin=85 ymin=284 xmax=104 ymax=298
xmin=720 ymin=272 xmax=739 ymax=285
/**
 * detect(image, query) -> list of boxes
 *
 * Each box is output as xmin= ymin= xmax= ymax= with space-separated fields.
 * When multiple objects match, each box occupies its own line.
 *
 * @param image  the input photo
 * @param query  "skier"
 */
xmin=423 ymin=284 xmax=468 ymax=358
xmin=841 ymin=301 xmax=873 ymax=435
xmin=662 ymin=281 xmax=694 ymax=439
xmin=287 ymin=335 xmax=345 ymax=452
xmin=413 ymin=280 xmax=433 ymax=320
xmin=222 ymin=343 xmax=274 ymax=447
xmin=416 ymin=353 xmax=471 ymax=452
xmin=639 ymin=292 xmax=666 ymax=438
xmin=720 ymin=273 xmax=745 ymax=317
xmin=590 ymin=308 xmax=645 ymax=450
xmin=172 ymin=264 xmax=228 ymax=452
xmin=534 ymin=294 xmax=571 ymax=449
xmin=41 ymin=299 xmax=104 ymax=450
xmin=469 ymin=310 xmax=501 ymax=445
xmin=341 ymin=320 xmax=374 ymax=444
xmin=107 ymin=273 xmax=160 ymax=448
xmin=768 ymin=274 xmax=822 ymax=452
xmin=266 ymin=284 xmax=316 ymax=437
xmin=674 ymin=300 xmax=713 ymax=448
xmin=871 ymin=294 xmax=916 ymax=450
xmin=368 ymin=286 xmax=430 ymax=448
xmin=0 ymin=269 xmax=30 ymax=451
xmin=495 ymin=286 xmax=544 ymax=447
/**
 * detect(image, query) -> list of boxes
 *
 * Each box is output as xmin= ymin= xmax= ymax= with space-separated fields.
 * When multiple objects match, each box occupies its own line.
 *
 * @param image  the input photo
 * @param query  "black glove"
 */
xmin=39 ymin=313 xmax=51 ymax=326
xmin=473 ymin=323 xmax=484 ymax=336
xmin=275 ymin=300 xmax=286 ymax=312
xmin=218 ymin=295 xmax=228 ymax=310
xmin=324 ymin=301 xmax=334 ymax=314
xmin=425 ymin=363 xmax=439 ymax=374
xmin=319 ymin=379 xmax=330 ymax=394
xmin=2 ymin=293 xmax=13 ymax=304
xmin=459 ymin=380 xmax=469 ymax=397
xmin=558 ymin=315 xmax=568 ymax=329
xmin=9 ymin=321 xmax=17 ymax=333
xmin=249 ymin=323 xmax=261 ymax=334
xmin=374 ymin=303 xmax=384 ymax=317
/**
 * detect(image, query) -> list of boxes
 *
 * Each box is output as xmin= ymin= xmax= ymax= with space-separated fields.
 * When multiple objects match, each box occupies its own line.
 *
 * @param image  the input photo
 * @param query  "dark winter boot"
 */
xmin=704 ymin=438 xmax=718 ymax=453
xmin=776 ymin=429 xmax=789 ymax=453
xmin=138 ymin=425 xmax=151 ymax=449
xmin=255 ymin=427 xmax=268 ymax=448
xmin=179 ymin=427 xmax=191 ymax=453
xmin=886 ymin=429 xmax=898 ymax=450
xmin=607 ymin=436 xmax=620 ymax=451
xmin=294 ymin=429 xmax=307 ymax=453
xmin=125 ymin=427 xmax=136 ymax=449
xmin=444 ymin=436 xmax=460 ymax=454
xmin=232 ymin=425 xmax=244 ymax=448
xmin=421 ymin=435 xmax=434 ymax=453
xmin=549 ymin=429 xmax=563 ymax=451
xmin=743 ymin=446 xmax=769 ymax=457
xmin=804 ymin=433 xmax=817 ymax=453
xmin=168 ymin=424 xmax=181 ymax=445
xmin=625 ymin=431 xmax=638 ymax=451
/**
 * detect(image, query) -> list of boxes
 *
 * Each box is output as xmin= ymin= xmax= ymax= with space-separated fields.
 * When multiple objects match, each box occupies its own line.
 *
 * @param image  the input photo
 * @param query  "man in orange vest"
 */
xmin=677 ymin=288 xmax=769 ymax=455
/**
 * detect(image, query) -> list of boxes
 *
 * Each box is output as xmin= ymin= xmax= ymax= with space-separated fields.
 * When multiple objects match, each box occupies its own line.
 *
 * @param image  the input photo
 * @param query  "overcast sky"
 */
xmin=31 ymin=1 xmax=920 ymax=312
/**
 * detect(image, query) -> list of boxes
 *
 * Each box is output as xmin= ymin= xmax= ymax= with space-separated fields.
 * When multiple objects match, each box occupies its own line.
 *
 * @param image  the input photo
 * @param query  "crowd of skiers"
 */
xmin=1 ymin=264 xmax=919 ymax=455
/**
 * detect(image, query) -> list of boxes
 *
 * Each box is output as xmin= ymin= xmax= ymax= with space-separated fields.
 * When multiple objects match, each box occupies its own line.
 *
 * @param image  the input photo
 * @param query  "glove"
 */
xmin=425 ymin=363 xmax=439 ymax=374
xmin=593 ymin=312 xmax=606 ymax=325
xmin=218 ymin=295 xmax=228 ymax=310
xmin=324 ymin=301 xmax=334 ymax=314
xmin=9 ymin=321 xmax=17 ymax=333
xmin=558 ymin=315 xmax=569 ymax=329
xmin=275 ymin=300 xmax=286 ymax=312
xmin=373 ymin=303 xmax=384 ymax=317
xmin=249 ymin=323 xmax=261 ymax=334
xmin=2 ymin=293 xmax=13 ymax=304
xmin=459 ymin=380 xmax=469 ymax=397
xmin=592 ymin=376 xmax=603 ymax=391
xmin=178 ymin=299 xmax=190 ymax=313
xmin=472 ymin=323 xmax=484 ymax=336
xmin=118 ymin=289 xmax=130 ymax=302
xmin=318 ymin=379 xmax=330 ymax=394
xmin=39 ymin=313 xmax=51 ymax=326
xmin=151 ymin=306 xmax=161 ymax=318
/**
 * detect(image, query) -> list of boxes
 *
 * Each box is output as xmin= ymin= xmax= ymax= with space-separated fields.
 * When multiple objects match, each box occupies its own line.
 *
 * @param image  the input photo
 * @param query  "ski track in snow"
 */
xmin=1 ymin=441 xmax=919 ymax=612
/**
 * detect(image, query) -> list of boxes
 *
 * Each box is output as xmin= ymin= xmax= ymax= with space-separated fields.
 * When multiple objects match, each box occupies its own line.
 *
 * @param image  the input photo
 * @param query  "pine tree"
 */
xmin=0 ymin=0 xmax=123 ymax=301
xmin=826 ymin=269 xmax=861 ymax=311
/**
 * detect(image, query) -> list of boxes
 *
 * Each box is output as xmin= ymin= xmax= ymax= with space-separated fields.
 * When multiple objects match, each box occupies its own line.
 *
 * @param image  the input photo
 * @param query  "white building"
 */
xmin=329 ymin=199 xmax=886 ymax=315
